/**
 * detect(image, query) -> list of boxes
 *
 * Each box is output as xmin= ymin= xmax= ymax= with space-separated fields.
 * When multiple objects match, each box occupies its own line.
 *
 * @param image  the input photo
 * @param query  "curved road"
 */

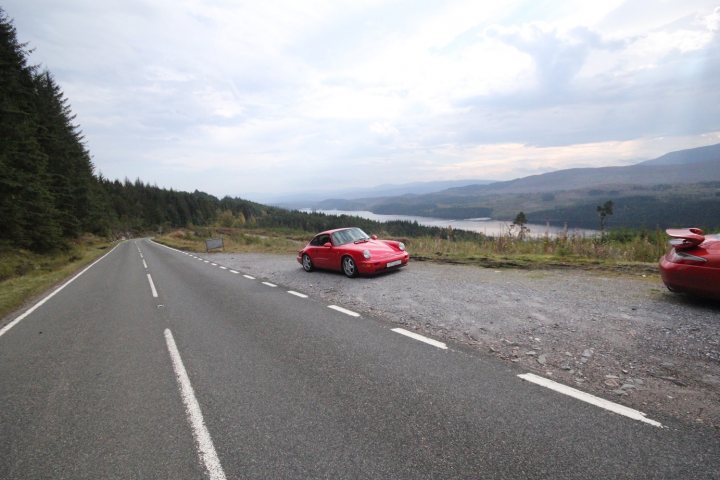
xmin=1 ymin=239 xmax=718 ymax=479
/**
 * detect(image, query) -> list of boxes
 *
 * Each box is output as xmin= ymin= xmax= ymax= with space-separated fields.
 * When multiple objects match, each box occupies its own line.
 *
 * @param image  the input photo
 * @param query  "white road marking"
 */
xmin=219 ymin=266 xmax=227 ymax=270
xmin=0 ymin=244 xmax=120 ymax=339
xmin=288 ymin=291 xmax=308 ymax=298
xmin=164 ymin=329 xmax=227 ymax=480
xmin=210 ymin=263 xmax=217 ymax=266
xmin=229 ymin=270 xmax=239 ymax=274
xmin=392 ymin=328 xmax=447 ymax=350
xmin=203 ymin=260 xmax=210 ymax=263
xmin=243 ymin=275 xmax=255 ymax=280
xmin=262 ymin=282 xmax=277 ymax=288
xmin=147 ymin=274 xmax=159 ymax=298
xmin=142 ymin=259 xmax=148 ymax=269
xmin=517 ymin=373 xmax=663 ymax=428
xmin=139 ymin=253 xmax=144 ymax=259
xmin=328 ymin=305 xmax=360 ymax=317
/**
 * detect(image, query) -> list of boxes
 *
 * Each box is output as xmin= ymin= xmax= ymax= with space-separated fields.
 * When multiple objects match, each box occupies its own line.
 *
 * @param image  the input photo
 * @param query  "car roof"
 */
xmin=315 ymin=227 xmax=356 ymax=236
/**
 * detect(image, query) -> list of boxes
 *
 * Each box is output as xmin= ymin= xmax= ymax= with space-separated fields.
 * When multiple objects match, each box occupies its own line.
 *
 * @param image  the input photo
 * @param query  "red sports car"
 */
xmin=659 ymin=228 xmax=720 ymax=299
xmin=297 ymin=227 xmax=409 ymax=277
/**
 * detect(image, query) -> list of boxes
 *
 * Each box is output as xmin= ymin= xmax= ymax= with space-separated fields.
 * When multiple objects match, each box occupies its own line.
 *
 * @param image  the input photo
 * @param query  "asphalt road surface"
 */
xmin=1 ymin=239 xmax=718 ymax=479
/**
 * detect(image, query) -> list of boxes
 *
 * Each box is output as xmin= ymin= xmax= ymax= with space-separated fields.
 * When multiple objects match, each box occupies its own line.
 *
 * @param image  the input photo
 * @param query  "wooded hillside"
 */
xmin=0 ymin=10 xmax=279 ymax=251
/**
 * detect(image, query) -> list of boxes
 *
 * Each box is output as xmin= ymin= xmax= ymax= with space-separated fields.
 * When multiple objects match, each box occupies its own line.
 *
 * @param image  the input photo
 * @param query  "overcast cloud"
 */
xmin=5 ymin=0 xmax=720 ymax=200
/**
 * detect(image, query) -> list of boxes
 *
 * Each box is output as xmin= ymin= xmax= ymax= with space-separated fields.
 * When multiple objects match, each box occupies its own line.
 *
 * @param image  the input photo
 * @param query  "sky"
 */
xmin=5 ymin=0 xmax=720 ymax=201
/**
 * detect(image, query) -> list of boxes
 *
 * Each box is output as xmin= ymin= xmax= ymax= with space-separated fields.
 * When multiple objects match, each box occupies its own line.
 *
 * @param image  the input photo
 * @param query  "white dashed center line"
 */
xmin=243 ymin=275 xmax=255 ymax=280
xmin=518 ymin=373 xmax=663 ymax=427
xmin=262 ymin=282 xmax=277 ymax=288
xmin=146 ymin=274 xmax=158 ymax=298
xmin=219 ymin=266 xmax=227 ymax=270
xmin=328 ymin=305 xmax=360 ymax=317
xmin=142 ymin=259 xmax=148 ymax=269
xmin=164 ymin=329 xmax=227 ymax=480
xmin=210 ymin=263 xmax=217 ymax=266
xmin=287 ymin=291 xmax=308 ymax=298
xmin=229 ymin=270 xmax=239 ymax=274
xmin=392 ymin=328 xmax=447 ymax=350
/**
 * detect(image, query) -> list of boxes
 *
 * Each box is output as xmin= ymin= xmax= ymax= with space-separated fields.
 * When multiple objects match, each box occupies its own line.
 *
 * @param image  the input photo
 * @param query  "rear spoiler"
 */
xmin=666 ymin=228 xmax=705 ymax=250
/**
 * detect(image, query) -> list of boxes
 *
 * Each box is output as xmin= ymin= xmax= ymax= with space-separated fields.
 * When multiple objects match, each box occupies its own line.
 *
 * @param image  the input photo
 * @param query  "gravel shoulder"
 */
xmin=213 ymin=252 xmax=720 ymax=429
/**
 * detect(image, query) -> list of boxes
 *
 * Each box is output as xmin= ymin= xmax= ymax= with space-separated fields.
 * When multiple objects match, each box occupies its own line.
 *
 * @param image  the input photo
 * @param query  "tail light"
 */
xmin=668 ymin=249 xmax=708 ymax=265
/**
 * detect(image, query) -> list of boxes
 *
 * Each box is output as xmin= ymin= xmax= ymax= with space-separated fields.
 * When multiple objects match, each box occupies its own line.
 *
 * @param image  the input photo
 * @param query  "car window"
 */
xmin=310 ymin=234 xmax=331 ymax=246
xmin=331 ymin=228 xmax=370 ymax=246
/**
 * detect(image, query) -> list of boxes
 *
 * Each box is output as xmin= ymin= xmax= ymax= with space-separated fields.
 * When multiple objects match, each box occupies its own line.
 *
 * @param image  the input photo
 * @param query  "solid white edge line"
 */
xmin=391 ymin=328 xmax=447 ymax=350
xmin=0 ymin=243 xmax=121 ymax=339
xmin=328 ymin=305 xmax=360 ymax=317
xmin=517 ymin=373 xmax=663 ymax=428
xmin=147 ymin=273 xmax=159 ymax=298
xmin=243 ymin=275 xmax=255 ymax=280
xmin=262 ymin=282 xmax=277 ymax=287
xmin=164 ymin=329 xmax=227 ymax=480
xmin=287 ymin=291 xmax=308 ymax=298
xmin=229 ymin=270 xmax=239 ymax=274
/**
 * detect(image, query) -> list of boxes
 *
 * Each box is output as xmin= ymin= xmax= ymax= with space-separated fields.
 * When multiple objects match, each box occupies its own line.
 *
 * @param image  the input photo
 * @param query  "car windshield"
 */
xmin=331 ymin=228 xmax=370 ymax=246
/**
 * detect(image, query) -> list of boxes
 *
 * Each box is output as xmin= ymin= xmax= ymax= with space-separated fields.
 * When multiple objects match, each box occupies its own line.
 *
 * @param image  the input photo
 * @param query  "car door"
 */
xmin=312 ymin=234 xmax=332 ymax=269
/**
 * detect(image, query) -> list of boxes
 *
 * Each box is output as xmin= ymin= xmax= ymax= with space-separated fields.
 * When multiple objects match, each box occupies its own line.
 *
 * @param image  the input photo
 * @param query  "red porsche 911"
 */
xmin=659 ymin=228 xmax=720 ymax=299
xmin=297 ymin=227 xmax=409 ymax=277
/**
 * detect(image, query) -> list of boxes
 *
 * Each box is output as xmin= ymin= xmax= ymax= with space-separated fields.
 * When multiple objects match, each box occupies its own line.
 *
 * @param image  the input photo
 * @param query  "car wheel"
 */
xmin=342 ymin=256 xmax=358 ymax=278
xmin=302 ymin=254 xmax=313 ymax=272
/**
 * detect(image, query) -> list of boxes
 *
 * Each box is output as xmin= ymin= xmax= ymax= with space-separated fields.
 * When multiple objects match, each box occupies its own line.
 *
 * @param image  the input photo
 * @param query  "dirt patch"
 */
xmin=213 ymin=252 xmax=720 ymax=429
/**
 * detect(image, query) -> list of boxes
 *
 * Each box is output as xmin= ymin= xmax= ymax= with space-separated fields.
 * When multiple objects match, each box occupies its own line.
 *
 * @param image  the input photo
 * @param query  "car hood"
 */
xmin=342 ymin=239 xmax=402 ymax=256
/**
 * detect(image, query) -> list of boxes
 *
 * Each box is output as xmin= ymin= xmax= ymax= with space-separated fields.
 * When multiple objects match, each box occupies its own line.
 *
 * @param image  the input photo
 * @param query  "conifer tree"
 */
xmin=0 ymin=9 xmax=61 ymax=250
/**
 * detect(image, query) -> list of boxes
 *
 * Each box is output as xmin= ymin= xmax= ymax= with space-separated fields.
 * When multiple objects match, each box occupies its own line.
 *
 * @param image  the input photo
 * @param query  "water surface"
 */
xmin=305 ymin=209 xmax=597 ymax=238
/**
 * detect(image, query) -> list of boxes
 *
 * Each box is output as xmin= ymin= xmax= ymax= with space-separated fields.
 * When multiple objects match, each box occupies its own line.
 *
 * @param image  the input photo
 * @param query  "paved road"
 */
xmin=1 ymin=239 xmax=718 ymax=479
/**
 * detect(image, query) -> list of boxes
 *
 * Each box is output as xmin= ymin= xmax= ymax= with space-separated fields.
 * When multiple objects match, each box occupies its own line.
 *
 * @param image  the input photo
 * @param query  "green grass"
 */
xmin=0 ymin=237 xmax=114 ymax=320
xmin=155 ymin=226 xmax=664 ymax=275
xmin=155 ymin=227 xmax=305 ymax=254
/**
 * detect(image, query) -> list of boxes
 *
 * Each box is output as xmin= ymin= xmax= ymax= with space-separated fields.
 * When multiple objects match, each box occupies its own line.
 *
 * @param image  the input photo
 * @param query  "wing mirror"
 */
xmin=371 ymin=234 xmax=378 ymax=240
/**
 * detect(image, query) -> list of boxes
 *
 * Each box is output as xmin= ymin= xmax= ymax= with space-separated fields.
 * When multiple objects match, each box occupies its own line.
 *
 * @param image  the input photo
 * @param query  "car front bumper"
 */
xmin=357 ymin=253 xmax=410 ymax=274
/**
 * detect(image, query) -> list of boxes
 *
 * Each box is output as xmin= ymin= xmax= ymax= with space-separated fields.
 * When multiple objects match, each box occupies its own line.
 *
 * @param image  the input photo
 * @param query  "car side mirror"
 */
xmin=371 ymin=235 xmax=378 ymax=240
xmin=323 ymin=242 xmax=332 ymax=248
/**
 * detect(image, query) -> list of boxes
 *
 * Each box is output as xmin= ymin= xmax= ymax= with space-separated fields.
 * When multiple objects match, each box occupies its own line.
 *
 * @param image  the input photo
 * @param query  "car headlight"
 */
xmin=363 ymin=249 xmax=371 ymax=259
xmin=398 ymin=242 xmax=405 ymax=251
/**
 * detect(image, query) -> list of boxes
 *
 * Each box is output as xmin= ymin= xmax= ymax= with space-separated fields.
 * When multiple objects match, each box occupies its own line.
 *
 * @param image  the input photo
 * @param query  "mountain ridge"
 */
xmin=306 ymin=142 xmax=720 ymax=228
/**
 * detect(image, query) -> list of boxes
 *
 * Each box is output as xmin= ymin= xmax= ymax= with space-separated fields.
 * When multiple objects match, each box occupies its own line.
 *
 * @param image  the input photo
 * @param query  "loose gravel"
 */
xmin=213 ymin=252 xmax=720 ymax=429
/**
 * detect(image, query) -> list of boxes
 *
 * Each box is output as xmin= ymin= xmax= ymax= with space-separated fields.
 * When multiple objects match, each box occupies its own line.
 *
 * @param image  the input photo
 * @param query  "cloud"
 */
xmin=3 ymin=0 xmax=720 ymax=198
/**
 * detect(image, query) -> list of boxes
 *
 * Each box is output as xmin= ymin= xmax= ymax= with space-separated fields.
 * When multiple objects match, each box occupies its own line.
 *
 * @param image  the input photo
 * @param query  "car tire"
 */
xmin=302 ymin=254 xmax=313 ymax=272
xmin=342 ymin=256 xmax=358 ymax=278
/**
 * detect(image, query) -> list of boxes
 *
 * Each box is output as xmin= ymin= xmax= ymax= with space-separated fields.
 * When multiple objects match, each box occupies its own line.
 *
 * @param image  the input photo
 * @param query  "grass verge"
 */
xmin=0 ymin=236 xmax=114 ymax=321
xmin=155 ymin=227 xmax=661 ymax=276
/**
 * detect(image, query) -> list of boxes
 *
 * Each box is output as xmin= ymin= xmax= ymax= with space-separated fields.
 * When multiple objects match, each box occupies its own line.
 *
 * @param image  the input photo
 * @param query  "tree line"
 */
xmin=0 ymin=10 xmax=269 ymax=251
xmin=1 ymin=9 xmax=471 ymax=252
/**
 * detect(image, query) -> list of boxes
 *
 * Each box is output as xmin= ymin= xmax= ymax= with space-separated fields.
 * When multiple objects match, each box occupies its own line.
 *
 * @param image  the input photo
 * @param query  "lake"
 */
xmin=304 ymin=209 xmax=598 ymax=238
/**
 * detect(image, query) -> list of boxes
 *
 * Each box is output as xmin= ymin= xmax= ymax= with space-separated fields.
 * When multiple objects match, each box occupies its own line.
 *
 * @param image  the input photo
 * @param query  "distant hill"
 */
xmin=307 ymin=142 xmax=720 ymax=228
xmin=446 ymin=144 xmax=720 ymax=196
xmin=266 ymin=179 xmax=495 ymax=208
xmin=637 ymin=143 xmax=720 ymax=166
